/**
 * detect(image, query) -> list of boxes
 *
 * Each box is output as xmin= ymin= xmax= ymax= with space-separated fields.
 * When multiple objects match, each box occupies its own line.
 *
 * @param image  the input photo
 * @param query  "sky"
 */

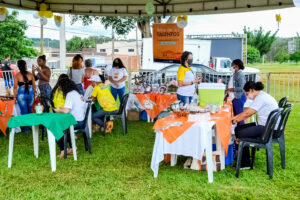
xmin=9 ymin=7 xmax=300 ymax=41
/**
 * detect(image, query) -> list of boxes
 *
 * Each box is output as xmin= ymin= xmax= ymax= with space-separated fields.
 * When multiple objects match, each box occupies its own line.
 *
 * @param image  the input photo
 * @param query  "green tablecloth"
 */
xmin=7 ymin=113 xmax=77 ymax=140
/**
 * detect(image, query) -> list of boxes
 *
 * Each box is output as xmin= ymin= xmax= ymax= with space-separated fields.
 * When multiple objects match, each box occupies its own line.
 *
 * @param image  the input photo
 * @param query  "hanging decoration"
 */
xmin=293 ymin=0 xmax=300 ymax=7
xmin=275 ymin=14 xmax=281 ymax=29
xmin=177 ymin=15 xmax=188 ymax=29
xmin=40 ymin=17 xmax=48 ymax=25
xmin=145 ymin=2 xmax=155 ymax=15
xmin=0 ymin=7 xmax=8 ymax=21
xmin=37 ymin=3 xmax=53 ymax=18
xmin=33 ymin=12 xmax=40 ymax=19
xmin=54 ymin=15 xmax=62 ymax=27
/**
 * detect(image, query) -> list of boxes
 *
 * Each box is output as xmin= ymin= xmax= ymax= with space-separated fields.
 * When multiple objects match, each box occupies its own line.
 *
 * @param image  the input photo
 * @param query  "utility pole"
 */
xmin=59 ymin=14 xmax=66 ymax=69
xmin=136 ymin=22 xmax=140 ymax=72
xmin=40 ymin=24 xmax=44 ymax=55
xmin=112 ymin=27 xmax=115 ymax=63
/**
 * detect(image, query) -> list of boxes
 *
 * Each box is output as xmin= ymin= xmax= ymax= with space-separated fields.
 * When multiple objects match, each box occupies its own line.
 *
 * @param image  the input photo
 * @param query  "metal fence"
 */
xmin=1 ymin=70 xmax=300 ymax=102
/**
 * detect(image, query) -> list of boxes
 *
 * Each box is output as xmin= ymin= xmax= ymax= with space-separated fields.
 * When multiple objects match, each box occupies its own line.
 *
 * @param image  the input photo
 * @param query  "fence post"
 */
xmin=267 ymin=73 xmax=271 ymax=94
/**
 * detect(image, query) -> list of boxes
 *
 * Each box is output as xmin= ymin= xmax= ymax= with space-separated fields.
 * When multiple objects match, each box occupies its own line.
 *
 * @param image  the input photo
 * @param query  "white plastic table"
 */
xmin=8 ymin=125 xmax=77 ymax=172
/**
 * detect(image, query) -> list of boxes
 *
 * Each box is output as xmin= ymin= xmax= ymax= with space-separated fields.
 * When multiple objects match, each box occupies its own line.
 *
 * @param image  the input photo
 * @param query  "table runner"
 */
xmin=0 ymin=100 xmax=14 ymax=135
xmin=8 ymin=113 xmax=77 ymax=140
xmin=135 ymin=93 xmax=177 ymax=119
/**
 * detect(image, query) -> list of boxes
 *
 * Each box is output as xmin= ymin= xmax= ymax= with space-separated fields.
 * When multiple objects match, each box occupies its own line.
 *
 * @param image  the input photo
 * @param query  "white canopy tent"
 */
xmin=0 ymin=0 xmax=296 ymax=16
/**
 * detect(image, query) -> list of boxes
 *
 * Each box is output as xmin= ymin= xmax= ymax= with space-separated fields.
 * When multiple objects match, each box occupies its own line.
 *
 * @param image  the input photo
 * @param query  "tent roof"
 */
xmin=0 ymin=0 xmax=295 ymax=16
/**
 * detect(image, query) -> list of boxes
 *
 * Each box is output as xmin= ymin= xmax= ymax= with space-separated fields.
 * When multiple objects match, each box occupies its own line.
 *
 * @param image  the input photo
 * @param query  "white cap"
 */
xmin=88 ymin=75 xmax=101 ymax=82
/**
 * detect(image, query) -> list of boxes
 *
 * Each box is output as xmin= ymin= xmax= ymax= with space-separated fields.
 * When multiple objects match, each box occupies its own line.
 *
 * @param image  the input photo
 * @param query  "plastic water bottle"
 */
xmin=36 ymin=103 xmax=43 ymax=114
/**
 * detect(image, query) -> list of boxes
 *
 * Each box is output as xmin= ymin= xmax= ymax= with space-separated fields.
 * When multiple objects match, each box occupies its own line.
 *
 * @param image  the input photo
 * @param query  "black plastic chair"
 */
xmin=272 ymin=104 xmax=293 ymax=169
xmin=235 ymin=108 xmax=282 ymax=179
xmin=278 ymin=96 xmax=288 ymax=108
xmin=39 ymin=95 xmax=55 ymax=140
xmin=103 ymin=94 xmax=129 ymax=135
xmin=64 ymin=101 xmax=92 ymax=158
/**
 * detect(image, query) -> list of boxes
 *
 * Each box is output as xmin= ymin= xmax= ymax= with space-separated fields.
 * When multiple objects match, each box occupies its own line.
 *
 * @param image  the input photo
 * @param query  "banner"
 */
xmin=153 ymin=24 xmax=183 ymax=63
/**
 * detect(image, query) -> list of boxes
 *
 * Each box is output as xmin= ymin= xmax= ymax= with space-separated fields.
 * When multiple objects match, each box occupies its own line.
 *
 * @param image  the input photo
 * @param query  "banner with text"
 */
xmin=153 ymin=24 xmax=183 ymax=63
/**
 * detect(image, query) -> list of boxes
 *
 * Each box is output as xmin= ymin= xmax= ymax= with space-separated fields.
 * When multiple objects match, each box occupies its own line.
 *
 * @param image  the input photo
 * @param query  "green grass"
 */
xmin=248 ymin=62 xmax=300 ymax=73
xmin=0 ymin=104 xmax=300 ymax=200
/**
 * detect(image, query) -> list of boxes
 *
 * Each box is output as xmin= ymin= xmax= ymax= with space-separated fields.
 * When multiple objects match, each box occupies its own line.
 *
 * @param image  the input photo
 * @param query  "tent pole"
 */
xmin=40 ymin=24 xmax=44 ymax=55
xmin=59 ymin=14 xmax=66 ymax=69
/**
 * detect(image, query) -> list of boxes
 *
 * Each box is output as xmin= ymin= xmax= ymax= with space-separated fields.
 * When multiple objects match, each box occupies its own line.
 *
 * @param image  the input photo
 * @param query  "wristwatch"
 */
xmin=191 ymin=81 xmax=193 ymax=85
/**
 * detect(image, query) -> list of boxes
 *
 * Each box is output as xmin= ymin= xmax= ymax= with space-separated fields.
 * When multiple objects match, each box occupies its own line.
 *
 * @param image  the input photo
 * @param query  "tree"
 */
xmin=247 ymin=45 xmax=261 ymax=64
xmin=274 ymin=48 xmax=289 ymax=63
xmin=290 ymin=51 xmax=300 ymax=63
xmin=66 ymin=36 xmax=96 ymax=52
xmin=243 ymin=26 xmax=277 ymax=57
xmin=0 ymin=10 xmax=38 ymax=60
xmin=70 ymin=15 xmax=176 ymax=38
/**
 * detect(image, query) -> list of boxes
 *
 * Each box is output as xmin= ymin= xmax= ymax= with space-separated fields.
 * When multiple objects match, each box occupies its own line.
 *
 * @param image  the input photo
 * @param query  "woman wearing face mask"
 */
xmin=108 ymin=58 xmax=128 ymax=101
xmin=32 ymin=55 xmax=52 ymax=99
xmin=232 ymin=81 xmax=278 ymax=168
xmin=227 ymin=59 xmax=246 ymax=125
xmin=176 ymin=51 xmax=201 ymax=105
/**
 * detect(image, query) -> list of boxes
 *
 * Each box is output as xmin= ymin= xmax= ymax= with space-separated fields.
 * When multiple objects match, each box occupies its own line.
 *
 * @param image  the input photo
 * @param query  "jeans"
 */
xmin=92 ymin=109 xmax=117 ymax=127
xmin=4 ymin=78 xmax=14 ymax=89
xmin=17 ymin=86 xmax=34 ymax=132
xmin=39 ymin=84 xmax=52 ymax=99
xmin=76 ymin=83 xmax=84 ymax=95
xmin=232 ymin=93 xmax=247 ymax=125
xmin=235 ymin=123 xmax=265 ymax=166
xmin=111 ymin=86 xmax=125 ymax=101
xmin=176 ymin=94 xmax=193 ymax=105
xmin=56 ymin=120 xmax=85 ymax=151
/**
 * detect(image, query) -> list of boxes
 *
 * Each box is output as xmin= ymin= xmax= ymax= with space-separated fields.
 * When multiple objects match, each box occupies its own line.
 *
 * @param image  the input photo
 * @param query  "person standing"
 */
xmin=2 ymin=55 xmax=14 ymax=96
xmin=32 ymin=55 xmax=52 ymax=99
xmin=227 ymin=59 xmax=246 ymax=125
xmin=176 ymin=51 xmax=201 ymax=105
xmin=83 ymin=59 xmax=99 ymax=91
xmin=108 ymin=58 xmax=128 ymax=101
xmin=13 ymin=60 xmax=36 ymax=132
xmin=68 ymin=54 xmax=85 ymax=95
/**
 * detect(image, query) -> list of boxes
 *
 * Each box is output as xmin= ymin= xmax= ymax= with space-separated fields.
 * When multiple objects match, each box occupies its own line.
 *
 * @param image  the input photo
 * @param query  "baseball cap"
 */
xmin=88 ymin=75 xmax=101 ymax=82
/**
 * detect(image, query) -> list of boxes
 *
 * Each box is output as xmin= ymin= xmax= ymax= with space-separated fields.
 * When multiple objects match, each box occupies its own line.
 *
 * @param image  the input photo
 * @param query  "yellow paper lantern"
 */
xmin=177 ymin=15 xmax=188 ymax=28
xmin=54 ymin=15 xmax=63 ymax=23
xmin=276 ymin=14 xmax=281 ymax=23
xmin=44 ymin=11 xmax=53 ymax=18
xmin=40 ymin=3 xmax=47 ymax=11
xmin=0 ymin=7 xmax=7 ymax=15
xmin=38 ymin=11 xmax=45 ymax=17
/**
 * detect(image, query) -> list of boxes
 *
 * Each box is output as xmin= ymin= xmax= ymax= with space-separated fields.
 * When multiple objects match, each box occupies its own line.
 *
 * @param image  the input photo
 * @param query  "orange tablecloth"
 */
xmin=153 ymin=115 xmax=195 ymax=144
xmin=153 ymin=105 xmax=232 ymax=154
xmin=135 ymin=93 xmax=177 ymax=119
xmin=0 ymin=100 xmax=14 ymax=135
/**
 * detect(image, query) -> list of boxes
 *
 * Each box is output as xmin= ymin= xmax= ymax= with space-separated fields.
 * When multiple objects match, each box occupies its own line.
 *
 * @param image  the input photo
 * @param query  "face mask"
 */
xmin=248 ymin=93 xmax=254 ymax=100
xmin=230 ymin=67 xmax=235 ymax=73
xmin=187 ymin=59 xmax=193 ymax=66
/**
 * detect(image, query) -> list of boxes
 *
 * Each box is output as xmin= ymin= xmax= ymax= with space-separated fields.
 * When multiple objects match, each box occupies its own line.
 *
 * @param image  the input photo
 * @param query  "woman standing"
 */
xmin=32 ymin=55 xmax=52 ymax=99
xmin=227 ymin=59 xmax=246 ymax=125
xmin=83 ymin=59 xmax=99 ymax=90
xmin=13 ymin=60 xmax=36 ymax=131
xmin=176 ymin=51 xmax=201 ymax=105
xmin=108 ymin=58 xmax=128 ymax=101
xmin=68 ymin=54 xmax=85 ymax=95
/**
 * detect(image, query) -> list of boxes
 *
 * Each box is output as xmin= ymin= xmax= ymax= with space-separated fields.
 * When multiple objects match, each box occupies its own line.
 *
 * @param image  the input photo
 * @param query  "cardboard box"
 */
xmin=127 ymin=110 xmax=140 ymax=121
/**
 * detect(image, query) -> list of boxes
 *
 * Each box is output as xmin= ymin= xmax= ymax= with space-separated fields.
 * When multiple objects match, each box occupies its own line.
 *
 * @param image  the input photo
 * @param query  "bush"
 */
xmin=247 ymin=45 xmax=261 ymax=64
xmin=274 ymin=49 xmax=290 ymax=63
xmin=290 ymin=51 xmax=300 ymax=63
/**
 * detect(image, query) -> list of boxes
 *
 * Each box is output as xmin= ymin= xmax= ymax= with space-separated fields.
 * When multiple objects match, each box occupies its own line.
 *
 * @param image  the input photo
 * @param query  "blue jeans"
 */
xmin=92 ymin=110 xmax=117 ymax=127
xmin=39 ymin=84 xmax=52 ymax=99
xmin=177 ymin=94 xmax=193 ymax=105
xmin=76 ymin=83 xmax=84 ymax=95
xmin=4 ymin=79 xmax=14 ymax=89
xmin=232 ymin=93 xmax=247 ymax=125
xmin=17 ymin=86 xmax=34 ymax=132
xmin=111 ymin=86 xmax=125 ymax=101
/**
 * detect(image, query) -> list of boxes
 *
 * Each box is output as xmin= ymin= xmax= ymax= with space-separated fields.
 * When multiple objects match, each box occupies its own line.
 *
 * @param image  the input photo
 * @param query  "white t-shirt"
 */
xmin=177 ymin=70 xmax=195 ymax=97
xmin=249 ymin=91 xmax=278 ymax=126
xmin=109 ymin=67 xmax=128 ymax=89
xmin=64 ymin=90 xmax=86 ymax=122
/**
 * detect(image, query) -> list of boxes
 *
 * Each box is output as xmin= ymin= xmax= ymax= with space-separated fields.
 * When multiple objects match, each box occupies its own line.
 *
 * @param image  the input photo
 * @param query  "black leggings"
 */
xmin=57 ymin=130 xmax=72 ymax=151
xmin=235 ymin=123 xmax=265 ymax=165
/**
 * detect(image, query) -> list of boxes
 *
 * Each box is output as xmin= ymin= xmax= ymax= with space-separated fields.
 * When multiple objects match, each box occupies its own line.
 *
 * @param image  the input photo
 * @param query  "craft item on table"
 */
xmin=173 ymin=111 xmax=189 ymax=120
xmin=158 ymin=85 xmax=168 ymax=94
xmin=152 ymin=84 xmax=160 ymax=93
xmin=188 ymin=112 xmax=210 ymax=122
xmin=167 ymin=80 xmax=178 ymax=93
xmin=132 ymin=84 xmax=145 ymax=94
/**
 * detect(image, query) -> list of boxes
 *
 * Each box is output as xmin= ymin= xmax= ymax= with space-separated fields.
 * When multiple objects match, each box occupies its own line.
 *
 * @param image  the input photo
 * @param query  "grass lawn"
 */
xmin=0 ymin=103 xmax=299 ymax=200
xmin=248 ymin=62 xmax=300 ymax=73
